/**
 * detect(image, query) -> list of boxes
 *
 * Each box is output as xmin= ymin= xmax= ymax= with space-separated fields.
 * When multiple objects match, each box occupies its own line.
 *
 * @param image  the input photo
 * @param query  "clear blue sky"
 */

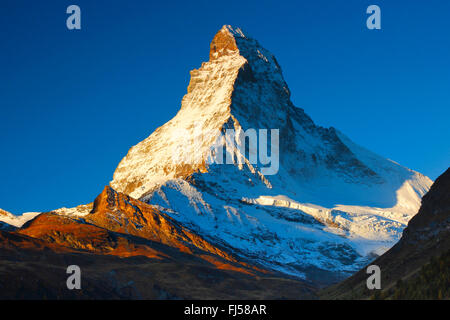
xmin=1 ymin=0 xmax=449 ymax=214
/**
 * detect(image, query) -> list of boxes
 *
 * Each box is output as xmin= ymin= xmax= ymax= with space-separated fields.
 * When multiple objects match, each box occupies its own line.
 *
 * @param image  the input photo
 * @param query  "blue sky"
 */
xmin=1 ymin=0 xmax=449 ymax=214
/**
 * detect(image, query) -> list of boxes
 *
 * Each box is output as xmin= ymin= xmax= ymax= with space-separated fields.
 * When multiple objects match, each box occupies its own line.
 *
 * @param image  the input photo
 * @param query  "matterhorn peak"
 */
xmin=112 ymin=25 xmax=292 ymax=198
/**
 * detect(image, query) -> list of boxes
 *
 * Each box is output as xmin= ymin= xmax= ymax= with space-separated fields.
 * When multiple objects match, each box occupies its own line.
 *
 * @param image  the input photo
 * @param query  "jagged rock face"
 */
xmin=18 ymin=213 xmax=160 ymax=258
xmin=209 ymin=27 xmax=239 ymax=60
xmin=110 ymin=25 xmax=432 ymax=282
xmin=88 ymin=186 xmax=242 ymax=262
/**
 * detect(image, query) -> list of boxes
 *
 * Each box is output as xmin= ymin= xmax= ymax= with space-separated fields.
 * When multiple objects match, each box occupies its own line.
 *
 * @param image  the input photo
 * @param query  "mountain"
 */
xmin=0 ymin=208 xmax=39 ymax=230
xmin=18 ymin=186 xmax=264 ymax=275
xmin=0 ymin=186 xmax=316 ymax=299
xmin=321 ymin=167 xmax=450 ymax=299
xmin=110 ymin=25 xmax=432 ymax=283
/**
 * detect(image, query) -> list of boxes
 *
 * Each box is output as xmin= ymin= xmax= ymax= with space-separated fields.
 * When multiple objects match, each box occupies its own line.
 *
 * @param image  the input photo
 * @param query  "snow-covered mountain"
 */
xmin=106 ymin=25 xmax=432 ymax=282
xmin=0 ymin=208 xmax=39 ymax=229
xmin=323 ymin=167 xmax=450 ymax=299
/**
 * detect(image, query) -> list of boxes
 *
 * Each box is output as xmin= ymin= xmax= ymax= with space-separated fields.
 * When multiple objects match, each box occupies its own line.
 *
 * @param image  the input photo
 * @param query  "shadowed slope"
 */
xmin=88 ymin=186 xmax=237 ymax=259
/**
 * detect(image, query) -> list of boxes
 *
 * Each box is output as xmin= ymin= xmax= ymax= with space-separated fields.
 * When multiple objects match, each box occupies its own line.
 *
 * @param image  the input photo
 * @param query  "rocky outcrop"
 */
xmin=16 ymin=186 xmax=266 ymax=276
xmin=87 ymin=186 xmax=250 ymax=265
xmin=209 ymin=26 xmax=239 ymax=60
xmin=18 ymin=212 xmax=167 ymax=259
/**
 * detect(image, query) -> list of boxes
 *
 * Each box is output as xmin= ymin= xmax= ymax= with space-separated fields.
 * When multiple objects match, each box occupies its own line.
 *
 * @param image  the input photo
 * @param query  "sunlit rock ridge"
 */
xmin=110 ymin=25 xmax=432 ymax=282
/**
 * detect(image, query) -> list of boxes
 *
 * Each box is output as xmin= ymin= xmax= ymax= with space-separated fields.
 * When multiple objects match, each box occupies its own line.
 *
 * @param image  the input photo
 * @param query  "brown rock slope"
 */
xmin=0 ymin=209 xmax=16 ymax=231
xmin=17 ymin=213 xmax=168 ymax=260
xmin=321 ymin=167 xmax=450 ymax=299
xmin=0 ymin=186 xmax=317 ymax=299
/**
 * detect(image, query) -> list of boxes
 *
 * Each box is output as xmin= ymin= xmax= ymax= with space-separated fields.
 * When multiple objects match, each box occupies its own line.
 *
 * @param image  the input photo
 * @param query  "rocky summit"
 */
xmin=109 ymin=25 xmax=432 ymax=283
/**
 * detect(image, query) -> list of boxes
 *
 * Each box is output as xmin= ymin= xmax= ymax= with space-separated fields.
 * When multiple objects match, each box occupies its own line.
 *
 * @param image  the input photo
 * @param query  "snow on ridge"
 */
xmin=52 ymin=203 xmax=93 ymax=217
xmin=0 ymin=210 xmax=41 ymax=228
xmin=108 ymin=26 xmax=433 ymax=280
